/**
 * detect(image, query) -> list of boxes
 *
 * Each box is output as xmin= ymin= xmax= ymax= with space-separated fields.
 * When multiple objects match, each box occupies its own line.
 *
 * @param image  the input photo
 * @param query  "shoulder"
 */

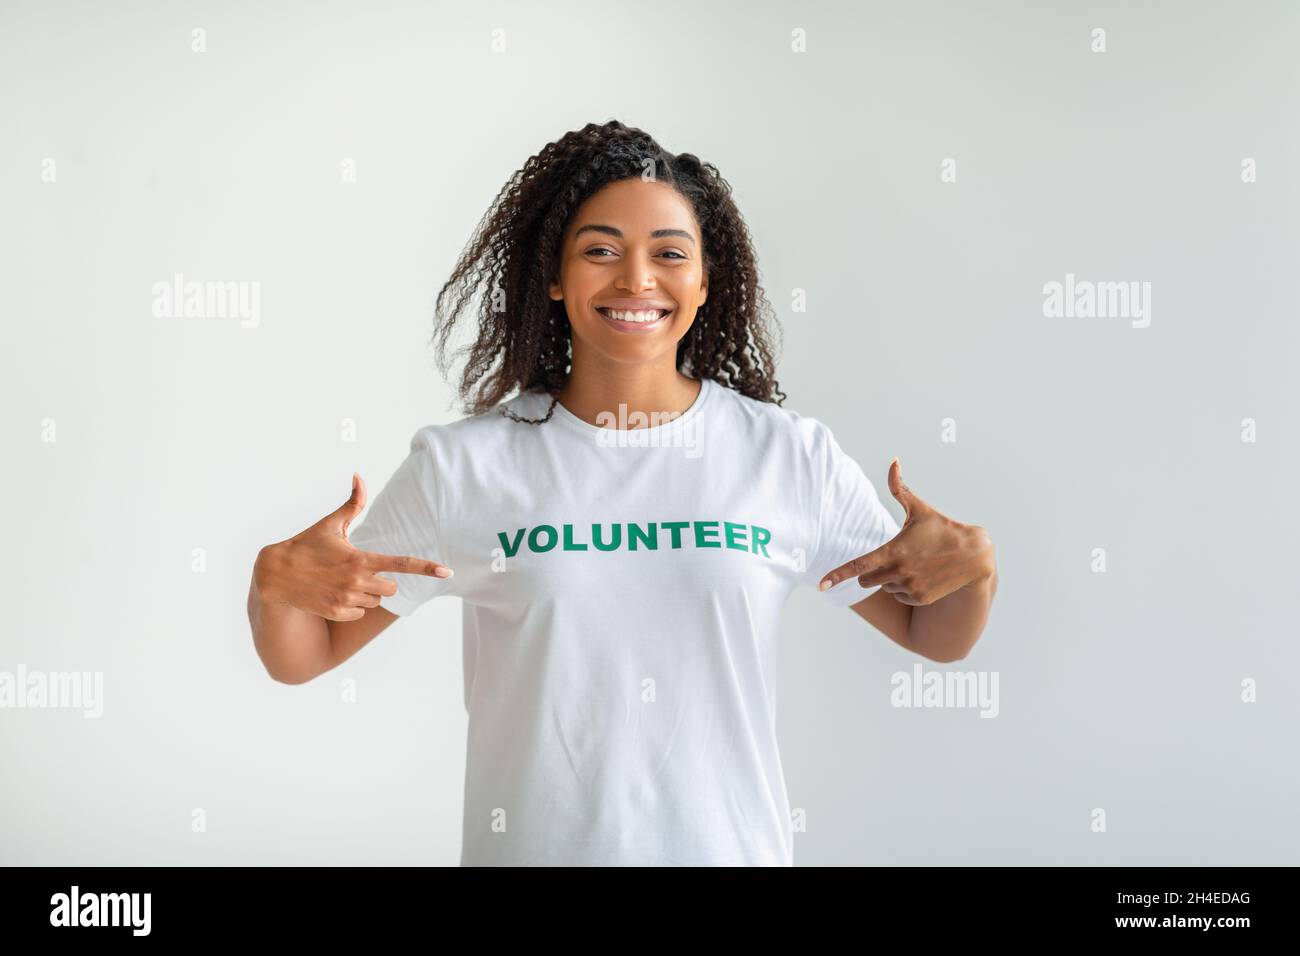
xmin=711 ymin=382 xmax=836 ymax=458
xmin=404 ymin=389 xmax=555 ymax=454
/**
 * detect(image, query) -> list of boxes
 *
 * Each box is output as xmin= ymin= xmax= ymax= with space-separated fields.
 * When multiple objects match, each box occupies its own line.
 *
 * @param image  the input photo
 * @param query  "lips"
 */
xmin=595 ymin=306 xmax=673 ymax=332
xmin=596 ymin=307 xmax=672 ymax=320
xmin=597 ymin=300 xmax=675 ymax=312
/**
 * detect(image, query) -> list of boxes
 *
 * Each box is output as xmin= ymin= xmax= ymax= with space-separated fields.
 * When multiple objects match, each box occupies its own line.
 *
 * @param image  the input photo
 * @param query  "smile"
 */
xmin=596 ymin=307 xmax=672 ymax=332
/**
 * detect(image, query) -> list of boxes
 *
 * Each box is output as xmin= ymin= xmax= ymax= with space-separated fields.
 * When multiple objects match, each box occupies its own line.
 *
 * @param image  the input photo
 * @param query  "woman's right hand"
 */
xmin=252 ymin=473 xmax=453 ymax=622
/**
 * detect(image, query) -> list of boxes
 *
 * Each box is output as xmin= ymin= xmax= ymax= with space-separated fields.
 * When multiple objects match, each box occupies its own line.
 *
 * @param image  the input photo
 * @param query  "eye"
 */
xmin=583 ymin=248 xmax=687 ymax=260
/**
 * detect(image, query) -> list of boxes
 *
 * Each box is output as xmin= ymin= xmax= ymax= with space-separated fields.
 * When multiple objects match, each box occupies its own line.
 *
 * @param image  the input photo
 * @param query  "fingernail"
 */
xmin=891 ymin=456 xmax=900 ymax=470
xmin=819 ymin=578 xmax=831 ymax=591
xmin=436 ymin=567 xmax=453 ymax=578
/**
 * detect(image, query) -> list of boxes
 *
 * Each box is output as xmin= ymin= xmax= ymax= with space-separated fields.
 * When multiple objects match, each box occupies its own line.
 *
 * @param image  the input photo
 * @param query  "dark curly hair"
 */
xmin=429 ymin=119 xmax=787 ymax=424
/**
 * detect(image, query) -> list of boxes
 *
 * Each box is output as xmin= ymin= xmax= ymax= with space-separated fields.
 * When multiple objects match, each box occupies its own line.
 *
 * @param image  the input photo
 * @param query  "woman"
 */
xmin=248 ymin=120 xmax=998 ymax=866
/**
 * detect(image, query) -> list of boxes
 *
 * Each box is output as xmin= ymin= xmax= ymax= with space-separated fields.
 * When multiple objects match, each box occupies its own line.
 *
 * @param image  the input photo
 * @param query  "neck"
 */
xmin=555 ymin=354 xmax=701 ymax=429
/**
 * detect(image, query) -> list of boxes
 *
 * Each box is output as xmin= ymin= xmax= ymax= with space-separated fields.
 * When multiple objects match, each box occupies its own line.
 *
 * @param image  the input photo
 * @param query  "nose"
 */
xmin=615 ymin=248 xmax=657 ymax=293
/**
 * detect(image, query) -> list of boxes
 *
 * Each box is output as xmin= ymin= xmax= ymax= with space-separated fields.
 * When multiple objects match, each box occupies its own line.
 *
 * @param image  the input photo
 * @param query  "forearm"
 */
xmin=248 ymin=558 xmax=333 ymax=684
xmin=906 ymin=566 xmax=997 ymax=663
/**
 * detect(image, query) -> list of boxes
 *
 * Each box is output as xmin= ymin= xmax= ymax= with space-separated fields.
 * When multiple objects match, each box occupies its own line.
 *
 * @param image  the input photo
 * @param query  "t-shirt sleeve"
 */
xmin=346 ymin=428 xmax=453 ymax=617
xmin=803 ymin=421 xmax=902 ymax=607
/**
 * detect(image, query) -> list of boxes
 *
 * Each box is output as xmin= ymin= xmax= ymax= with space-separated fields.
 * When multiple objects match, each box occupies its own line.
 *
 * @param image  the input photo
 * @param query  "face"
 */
xmin=548 ymin=178 xmax=708 ymax=366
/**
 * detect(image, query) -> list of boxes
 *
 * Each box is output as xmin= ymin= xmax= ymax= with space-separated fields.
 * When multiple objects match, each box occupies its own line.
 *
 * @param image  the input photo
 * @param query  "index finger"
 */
xmin=818 ymin=543 xmax=896 ymax=592
xmin=361 ymin=551 xmax=454 ymax=578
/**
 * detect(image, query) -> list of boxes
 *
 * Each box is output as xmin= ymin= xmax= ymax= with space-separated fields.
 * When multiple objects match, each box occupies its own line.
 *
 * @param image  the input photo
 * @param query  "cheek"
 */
xmin=562 ymin=260 xmax=602 ymax=294
xmin=674 ymin=270 xmax=705 ymax=299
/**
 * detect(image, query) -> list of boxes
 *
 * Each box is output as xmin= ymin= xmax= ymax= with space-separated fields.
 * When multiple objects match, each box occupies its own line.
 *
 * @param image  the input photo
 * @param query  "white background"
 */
xmin=2 ymin=0 xmax=1297 ymax=864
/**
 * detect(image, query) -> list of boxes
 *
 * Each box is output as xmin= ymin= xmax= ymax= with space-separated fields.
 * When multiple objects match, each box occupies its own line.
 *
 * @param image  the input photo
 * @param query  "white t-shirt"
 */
xmin=347 ymin=376 xmax=900 ymax=866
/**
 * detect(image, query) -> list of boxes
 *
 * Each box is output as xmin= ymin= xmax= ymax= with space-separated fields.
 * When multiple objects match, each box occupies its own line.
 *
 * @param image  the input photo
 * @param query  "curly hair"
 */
xmin=429 ymin=119 xmax=787 ymax=424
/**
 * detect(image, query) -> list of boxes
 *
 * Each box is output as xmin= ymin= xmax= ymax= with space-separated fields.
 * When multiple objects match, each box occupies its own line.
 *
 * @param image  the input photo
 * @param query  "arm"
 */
xmin=849 ymin=562 xmax=997 ymax=663
xmin=248 ymin=569 xmax=332 ymax=684
xmin=248 ymin=473 xmax=450 ymax=684
xmin=248 ymin=565 xmax=399 ymax=684
xmin=847 ymin=588 xmax=911 ymax=652
xmin=821 ymin=457 xmax=997 ymax=663
xmin=906 ymin=563 xmax=996 ymax=662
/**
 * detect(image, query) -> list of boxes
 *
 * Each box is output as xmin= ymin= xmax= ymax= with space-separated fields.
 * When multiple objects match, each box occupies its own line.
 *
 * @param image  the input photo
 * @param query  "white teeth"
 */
xmin=603 ymin=309 xmax=667 ymax=324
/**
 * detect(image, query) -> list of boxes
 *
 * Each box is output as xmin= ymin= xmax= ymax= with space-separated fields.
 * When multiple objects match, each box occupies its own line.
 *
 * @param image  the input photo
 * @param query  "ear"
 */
xmin=548 ymin=278 xmax=563 ymax=301
xmin=697 ymin=273 xmax=707 ymax=308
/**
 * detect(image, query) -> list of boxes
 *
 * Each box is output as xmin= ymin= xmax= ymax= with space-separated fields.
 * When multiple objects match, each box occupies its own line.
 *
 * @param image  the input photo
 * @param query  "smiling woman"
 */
xmin=426 ymin=121 xmax=785 ymax=425
xmin=545 ymin=177 xmax=711 ymax=396
xmin=249 ymin=119 xmax=997 ymax=869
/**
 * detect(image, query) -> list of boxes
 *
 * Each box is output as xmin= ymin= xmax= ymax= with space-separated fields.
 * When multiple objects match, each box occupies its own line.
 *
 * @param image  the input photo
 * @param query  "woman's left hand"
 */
xmin=819 ymin=457 xmax=995 ymax=606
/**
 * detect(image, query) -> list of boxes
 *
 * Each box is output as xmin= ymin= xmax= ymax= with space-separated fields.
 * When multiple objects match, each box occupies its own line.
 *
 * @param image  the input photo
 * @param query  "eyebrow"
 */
xmin=574 ymin=224 xmax=696 ymax=245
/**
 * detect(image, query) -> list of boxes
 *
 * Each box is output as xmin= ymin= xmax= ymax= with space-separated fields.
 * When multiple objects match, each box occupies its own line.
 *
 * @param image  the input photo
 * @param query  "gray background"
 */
xmin=2 ymin=0 xmax=1296 ymax=865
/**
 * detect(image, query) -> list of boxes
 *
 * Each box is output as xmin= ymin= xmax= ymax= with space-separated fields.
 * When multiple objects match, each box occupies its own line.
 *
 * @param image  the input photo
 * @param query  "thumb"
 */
xmin=887 ymin=456 xmax=927 ymax=521
xmin=331 ymin=472 xmax=367 ymax=537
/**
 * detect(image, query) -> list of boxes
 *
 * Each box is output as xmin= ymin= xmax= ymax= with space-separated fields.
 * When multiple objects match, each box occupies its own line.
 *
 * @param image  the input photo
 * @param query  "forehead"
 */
xmin=564 ymin=179 xmax=698 ymax=239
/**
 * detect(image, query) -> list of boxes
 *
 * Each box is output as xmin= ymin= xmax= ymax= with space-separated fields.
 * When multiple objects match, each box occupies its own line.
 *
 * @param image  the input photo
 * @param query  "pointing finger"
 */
xmin=818 ymin=541 xmax=896 ymax=592
xmin=362 ymin=551 xmax=454 ymax=578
